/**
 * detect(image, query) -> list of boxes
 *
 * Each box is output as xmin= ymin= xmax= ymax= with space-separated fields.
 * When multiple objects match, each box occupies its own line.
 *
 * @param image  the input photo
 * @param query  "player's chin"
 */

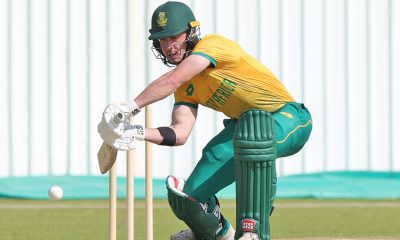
xmin=167 ymin=57 xmax=183 ymax=65
xmin=168 ymin=54 xmax=184 ymax=63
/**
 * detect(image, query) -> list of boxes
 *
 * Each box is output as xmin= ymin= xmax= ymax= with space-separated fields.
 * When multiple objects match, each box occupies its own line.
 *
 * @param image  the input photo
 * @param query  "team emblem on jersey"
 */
xmin=157 ymin=12 xmax=168 ymax=27
xmin=185 ymin=84 xmax=195 ymax=96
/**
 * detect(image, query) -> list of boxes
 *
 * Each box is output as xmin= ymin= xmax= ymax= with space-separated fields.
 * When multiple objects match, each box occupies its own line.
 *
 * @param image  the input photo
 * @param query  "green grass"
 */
xmin=270 ymin=199 xmax=400 ymax=238
xmin=1 ymin=198 xmax=400 ymax=239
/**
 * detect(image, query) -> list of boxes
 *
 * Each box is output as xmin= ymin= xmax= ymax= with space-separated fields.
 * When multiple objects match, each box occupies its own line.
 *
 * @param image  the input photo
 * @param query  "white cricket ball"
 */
xmin=48 ymin=185 xmax=64 ymax=201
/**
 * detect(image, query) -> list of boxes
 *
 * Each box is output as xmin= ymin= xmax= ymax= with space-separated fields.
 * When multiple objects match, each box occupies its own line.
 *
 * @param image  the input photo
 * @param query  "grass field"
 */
xmin=1 ymin=198 xmax=400 ymax=240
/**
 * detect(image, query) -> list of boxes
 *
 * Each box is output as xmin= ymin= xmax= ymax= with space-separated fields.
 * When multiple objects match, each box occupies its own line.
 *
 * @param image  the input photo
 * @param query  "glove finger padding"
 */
xmin=125 ymin=124 xmax=145 ymax=141
xmin=110 ymin=124 xmax=145 ymax=151
xmin=98 ymin=103 xmax=144 ymax=150
xmin=98 ymin=117 xmax=120 ymax=147
xmin=111 ymin=134 xmax=136 ymax=151
xmin=103 ymin=103 xmax=129 ymax=136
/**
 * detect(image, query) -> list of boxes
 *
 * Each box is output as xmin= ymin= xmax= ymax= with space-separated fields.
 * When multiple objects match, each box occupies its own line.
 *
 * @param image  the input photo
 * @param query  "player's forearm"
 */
xmin=143 ymin=127 xmax=188 ymax=146
xmin=134 ymin=71 xmax=181 ymax=108
xmin=143 ymin=128 xmax=165 ymax=145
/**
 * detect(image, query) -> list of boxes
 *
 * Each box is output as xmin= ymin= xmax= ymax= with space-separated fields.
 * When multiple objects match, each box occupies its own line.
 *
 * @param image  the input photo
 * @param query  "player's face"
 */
xmin=159 ymin=32 xmax=188 ymax=64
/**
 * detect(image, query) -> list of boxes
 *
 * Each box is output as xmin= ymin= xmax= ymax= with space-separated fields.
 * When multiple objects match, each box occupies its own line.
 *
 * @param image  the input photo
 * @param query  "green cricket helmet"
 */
xmin=149 ymin=1 xmax=197 ymax=40
xmin=149 ymin=1 xmax=201 ymax=66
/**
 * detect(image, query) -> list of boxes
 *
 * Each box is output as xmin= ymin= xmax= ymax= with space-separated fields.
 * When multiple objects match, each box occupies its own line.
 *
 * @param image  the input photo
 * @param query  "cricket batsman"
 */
xmin=98 ymin=1 xmax=312 ymax=239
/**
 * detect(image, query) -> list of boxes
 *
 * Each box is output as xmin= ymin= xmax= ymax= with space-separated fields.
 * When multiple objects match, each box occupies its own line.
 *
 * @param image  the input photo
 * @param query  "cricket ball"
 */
xmin=48 ymin=185 xmax=64 ymax=200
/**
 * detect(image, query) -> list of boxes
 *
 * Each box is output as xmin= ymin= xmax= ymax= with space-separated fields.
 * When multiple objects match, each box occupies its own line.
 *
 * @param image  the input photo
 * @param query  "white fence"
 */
xmin=0 ymin=0 xmax=399 ymax=178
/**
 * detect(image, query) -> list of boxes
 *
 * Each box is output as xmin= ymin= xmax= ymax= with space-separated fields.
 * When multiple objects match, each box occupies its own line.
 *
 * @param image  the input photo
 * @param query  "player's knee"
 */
xmin=234 ymin=109 xmax=277 ymax=162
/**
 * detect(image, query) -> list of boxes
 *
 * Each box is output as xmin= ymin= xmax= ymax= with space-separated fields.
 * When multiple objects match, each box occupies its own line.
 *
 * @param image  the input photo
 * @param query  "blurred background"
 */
xmin=0 ymin=0 xmax=399 ymax=199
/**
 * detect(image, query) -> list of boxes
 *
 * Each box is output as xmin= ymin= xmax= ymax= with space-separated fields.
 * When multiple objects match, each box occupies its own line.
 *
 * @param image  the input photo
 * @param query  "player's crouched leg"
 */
xmin=166 ymin=176 xmax=235 ymax=240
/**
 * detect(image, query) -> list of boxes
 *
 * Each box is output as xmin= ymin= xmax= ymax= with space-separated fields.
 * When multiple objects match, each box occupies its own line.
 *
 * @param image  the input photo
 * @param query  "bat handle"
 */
xmin=113 ymin=112 xmax=125 ymax=123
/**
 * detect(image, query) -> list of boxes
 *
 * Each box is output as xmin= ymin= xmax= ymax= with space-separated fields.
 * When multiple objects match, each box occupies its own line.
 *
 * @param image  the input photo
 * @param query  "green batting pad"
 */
xmin=167 ymin=186 xmax=220 ymax=240
xmin=234 ymin=110 xmax=277 ymax=239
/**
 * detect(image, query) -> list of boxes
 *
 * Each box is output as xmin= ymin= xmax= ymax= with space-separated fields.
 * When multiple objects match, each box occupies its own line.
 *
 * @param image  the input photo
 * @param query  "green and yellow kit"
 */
xmin=171 ymin=35 xmax=312 ymax=240
xmin=175 ymin=34 xmax=312 ymax=160
xmin=176 ymin=34 xmax=312 ymax=202
xmin=175 ymin=34 xmax=294 ymax=119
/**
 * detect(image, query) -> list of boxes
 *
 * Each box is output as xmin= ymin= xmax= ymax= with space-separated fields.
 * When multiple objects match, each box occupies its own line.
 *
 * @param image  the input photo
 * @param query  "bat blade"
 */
xmin=97 ymin=142 xmax=118 ymax=174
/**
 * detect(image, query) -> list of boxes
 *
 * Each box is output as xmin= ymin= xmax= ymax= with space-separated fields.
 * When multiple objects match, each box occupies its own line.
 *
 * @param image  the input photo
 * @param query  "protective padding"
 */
xmin=167 ymin=185 xmax=221 ymax=240
xmin=234 ymin=110 xmax=277 ymax=240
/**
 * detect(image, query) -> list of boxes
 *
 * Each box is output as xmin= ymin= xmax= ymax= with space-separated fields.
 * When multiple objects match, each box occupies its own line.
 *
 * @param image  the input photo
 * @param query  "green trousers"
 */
xmin=183 ymin=102 xmax=312 ymax=202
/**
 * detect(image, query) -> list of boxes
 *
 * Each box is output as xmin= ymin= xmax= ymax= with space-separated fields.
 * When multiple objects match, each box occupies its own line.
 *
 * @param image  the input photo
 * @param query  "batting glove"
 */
xmin=111 ymin=124 xmax=145 ymax=151
xmin=118 ymin=100 xmax=141 ymax=117
xmin=98 ymin=103 xmax=129 ymax=138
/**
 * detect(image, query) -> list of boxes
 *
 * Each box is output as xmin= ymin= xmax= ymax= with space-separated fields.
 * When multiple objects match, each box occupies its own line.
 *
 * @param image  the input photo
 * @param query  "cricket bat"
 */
xmin=97 ymin=111 xmax=126 ymax=174
xmin=97 ymin=142 xmax=118 ymax=174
